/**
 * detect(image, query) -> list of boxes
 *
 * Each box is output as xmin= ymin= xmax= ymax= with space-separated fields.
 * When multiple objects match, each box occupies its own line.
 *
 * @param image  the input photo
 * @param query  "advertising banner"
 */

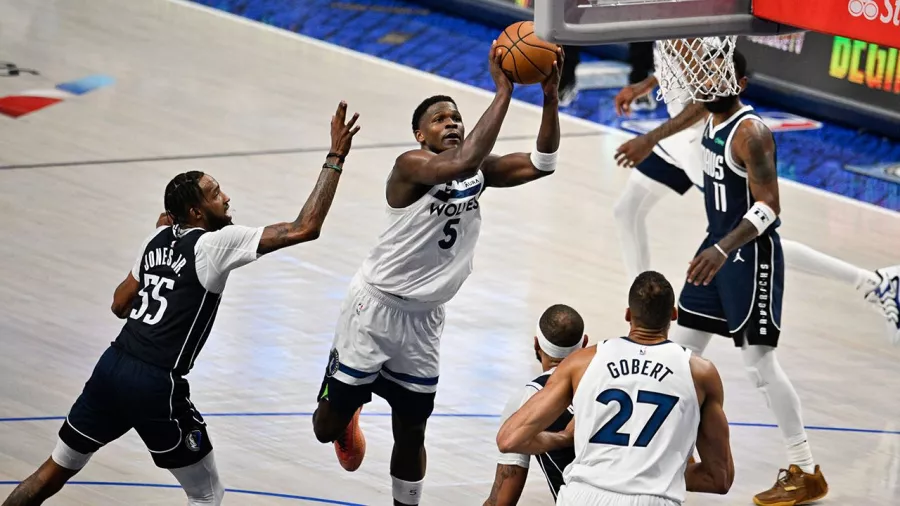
xmin=737 ymin=32 xmax=900 ymax=116
xmin=753 ymin=0 xmax=900 ymax=50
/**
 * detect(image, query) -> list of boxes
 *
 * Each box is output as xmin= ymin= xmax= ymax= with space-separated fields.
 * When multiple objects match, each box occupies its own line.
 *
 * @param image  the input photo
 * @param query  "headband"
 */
xmin=536 ymin=322 xmax=582 ymax=359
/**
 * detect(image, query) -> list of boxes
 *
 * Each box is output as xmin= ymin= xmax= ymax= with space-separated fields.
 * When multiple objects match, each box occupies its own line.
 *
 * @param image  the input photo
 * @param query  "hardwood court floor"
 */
xmin=1 ymin=0 xmax=899 ymax=504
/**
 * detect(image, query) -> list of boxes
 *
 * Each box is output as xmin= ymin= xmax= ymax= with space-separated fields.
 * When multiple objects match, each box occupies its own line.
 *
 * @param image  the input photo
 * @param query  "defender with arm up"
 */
xmin=3 ymin=101 xmax=361 ymax=506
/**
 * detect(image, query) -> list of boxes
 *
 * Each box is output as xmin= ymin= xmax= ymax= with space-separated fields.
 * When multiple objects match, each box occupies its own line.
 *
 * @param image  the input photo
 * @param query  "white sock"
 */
xmin=613 ymin=170 xmax=669 ymax=283
xmin=741 ymin=343 xmax=815 ymax=474
xmin=668 ymin=324 xmax=713 ymax=357
xmin=169 ymin=452 xmax=225 ymax=506
xmin=392 ymin=476 xmax=424 ymax=505
xmin=781 ymin=239 xmax=875 ymax=289
xmin=786 ymin=437 xmax=816 ymax=475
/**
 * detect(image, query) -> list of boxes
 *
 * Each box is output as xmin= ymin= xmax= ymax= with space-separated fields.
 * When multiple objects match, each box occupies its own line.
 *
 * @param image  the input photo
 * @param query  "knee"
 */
xmin=741 ymin=344 xmax=777 ymax=388
xmin=312 ymin=407 xmax=347 ymax=444
xmin=392 ymin=419 xmax=427 ymax=449
xmin=211 ymin=478 xmax=225 ymax=506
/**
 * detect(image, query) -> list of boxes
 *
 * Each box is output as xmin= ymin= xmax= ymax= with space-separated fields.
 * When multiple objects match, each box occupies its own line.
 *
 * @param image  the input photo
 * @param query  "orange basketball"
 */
xmin=496 ymin=21 xmax=559 ymax=85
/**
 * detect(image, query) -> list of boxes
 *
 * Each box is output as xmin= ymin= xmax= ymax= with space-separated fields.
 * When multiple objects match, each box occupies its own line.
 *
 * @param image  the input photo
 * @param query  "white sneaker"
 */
xmin=870 ymin=267 xmax=900 ymax=346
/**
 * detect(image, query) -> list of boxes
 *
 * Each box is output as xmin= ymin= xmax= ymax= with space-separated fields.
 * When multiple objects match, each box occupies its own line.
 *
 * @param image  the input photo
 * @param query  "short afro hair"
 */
xmin=539 ymin=304 xmax=584 ymax=348
xmin=411 ymin=95 xmax=456 ymax=133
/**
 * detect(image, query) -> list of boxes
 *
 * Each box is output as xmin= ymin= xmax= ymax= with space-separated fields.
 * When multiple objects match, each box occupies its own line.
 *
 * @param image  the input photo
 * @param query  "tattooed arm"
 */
xmin=686 ymin=119 xmax=780 ymax=285
xmin=614 ymin=102 xmax=708 ymax=168
xmin=257 ymin=102 xmax=360 ymax=256
xmin=483 ymin=464 xmax=529 ymax=506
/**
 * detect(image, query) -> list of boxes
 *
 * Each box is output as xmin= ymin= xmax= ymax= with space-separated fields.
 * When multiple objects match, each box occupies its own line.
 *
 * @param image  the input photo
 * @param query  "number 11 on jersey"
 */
xmin=712 ymin=182 xmax=727 ymax=212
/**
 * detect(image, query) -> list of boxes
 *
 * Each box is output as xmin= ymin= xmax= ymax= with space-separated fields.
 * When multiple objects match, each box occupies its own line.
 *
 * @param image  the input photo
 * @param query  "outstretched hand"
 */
xmin=330 ymin=101 xmax=361 ymax=158
xmin=541 ymin=46 xmax=565 ymax=98
xmin=614 ymin=135 xmax=655 ymax=168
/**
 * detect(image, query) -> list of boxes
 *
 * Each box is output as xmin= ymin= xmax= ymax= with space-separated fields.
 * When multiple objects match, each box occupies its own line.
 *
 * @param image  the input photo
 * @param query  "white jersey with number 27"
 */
xmin=564 ymin=338 xmax=700 ymax=505
xmin=360 ymin=170 xmax=484 ymax=305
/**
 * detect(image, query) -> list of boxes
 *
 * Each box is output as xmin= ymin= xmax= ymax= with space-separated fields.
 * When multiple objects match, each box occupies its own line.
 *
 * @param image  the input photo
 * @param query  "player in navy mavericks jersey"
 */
xmin=483 ymin=305 xmax=587 ymax=506
xmin=669 ymin=54 xmax=829 ymax=506
xmin=2 ymin=102 xmax=361 ymax=506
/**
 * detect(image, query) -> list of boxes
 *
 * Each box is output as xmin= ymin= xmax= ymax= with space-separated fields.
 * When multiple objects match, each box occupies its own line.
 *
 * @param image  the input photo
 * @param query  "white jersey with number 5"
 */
xmin=360 ymin=170 xmax=484 ymax=305
xmin=564 ymin=338 xmax=700 ymax=504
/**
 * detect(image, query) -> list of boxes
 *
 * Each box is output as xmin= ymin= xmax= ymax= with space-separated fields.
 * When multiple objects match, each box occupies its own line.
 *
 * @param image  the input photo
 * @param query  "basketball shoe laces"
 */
xmin=773 ymin=467 xmax=799 ymax=490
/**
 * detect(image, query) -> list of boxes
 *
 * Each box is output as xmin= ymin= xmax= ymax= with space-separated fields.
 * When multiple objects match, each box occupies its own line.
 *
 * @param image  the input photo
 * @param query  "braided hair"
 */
xmin=164 ymin=171 xmax=206 ymax=234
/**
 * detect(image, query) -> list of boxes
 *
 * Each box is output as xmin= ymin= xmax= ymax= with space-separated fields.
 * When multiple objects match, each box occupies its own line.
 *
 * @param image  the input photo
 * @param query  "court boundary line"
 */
xmin=1 ymin=412 xmax=897 ymax=435
xmin=168 ymin=0 xmax=900 ymax=221
xmin=0 ymin=132 xmax=599 ymax=170
xmin=0 ymin=481 xmax=365 ymax=505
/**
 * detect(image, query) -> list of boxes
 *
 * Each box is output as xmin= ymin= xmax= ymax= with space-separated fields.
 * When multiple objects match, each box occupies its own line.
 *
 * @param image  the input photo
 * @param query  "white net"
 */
xmin=654 ymin=36 xmax=739 ymax=105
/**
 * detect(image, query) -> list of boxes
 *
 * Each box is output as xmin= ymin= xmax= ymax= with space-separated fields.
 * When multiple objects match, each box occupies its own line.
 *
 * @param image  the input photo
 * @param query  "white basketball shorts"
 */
xmin=322 ymin=272 xmax=445 ymax=404
xmin=556 ymin=483 xmax=681 ymax=506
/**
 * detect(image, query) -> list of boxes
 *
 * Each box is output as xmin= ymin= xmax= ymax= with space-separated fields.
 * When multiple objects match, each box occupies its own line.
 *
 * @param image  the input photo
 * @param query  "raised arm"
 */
xmin=394 ymin=43 xmax=514 ymax=187
xmin=687 ymin=119 xmax=779 ymax=285
xmin=685 ymin=356 xmax=734 ymax=494
xmin=482 ymin=47 xmax=562 ymax=188
xmin=614 ymin=102 xmax=708 ymax=168
xmin=256 ymin=101 xmax=360 ymax=255
xmin=614 ymin=74 xmax=659 ymax=116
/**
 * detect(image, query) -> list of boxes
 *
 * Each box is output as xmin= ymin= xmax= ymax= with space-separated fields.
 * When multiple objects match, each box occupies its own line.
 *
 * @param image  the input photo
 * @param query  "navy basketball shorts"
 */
xmin=317 ymin=273 xmax=442 ymax=425
xmin=677 ymin=232 xmax=784 ymax=347
xmin=58 ymin=346 xmax=212 ymax=469
xmin=635 ymin=152 xmax=695 ymax=195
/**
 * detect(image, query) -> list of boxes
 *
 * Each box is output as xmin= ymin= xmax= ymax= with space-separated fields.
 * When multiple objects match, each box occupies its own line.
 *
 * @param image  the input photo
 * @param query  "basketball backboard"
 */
xmin=533 ymin=0 xmax=801 ymax=45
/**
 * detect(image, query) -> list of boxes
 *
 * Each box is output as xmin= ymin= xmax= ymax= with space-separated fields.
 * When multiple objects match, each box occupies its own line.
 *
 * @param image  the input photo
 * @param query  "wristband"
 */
xmin=326 ymin=152 xmax=345 ymax=163
xmin=744 ymin=201 xmax=777 ymax=235
xmin=323 ymin=163 xmax=342 ymax=174
xmin=530 ymin=149 xmax=558 ymax=172
xmin=713 ymin=244 xmax=728 ymax=258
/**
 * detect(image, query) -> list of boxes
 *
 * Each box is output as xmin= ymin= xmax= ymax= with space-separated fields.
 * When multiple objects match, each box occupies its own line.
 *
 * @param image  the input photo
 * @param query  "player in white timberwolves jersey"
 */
xmin=2 ymin=102 xmax=361 ymax=506
xmin=312 ymin=44 xmax=564 ymax=506
xmin=498 ymin=272 xmax=734 ymax=506
xmin=609 ymin=47 xmax=900 ymax=344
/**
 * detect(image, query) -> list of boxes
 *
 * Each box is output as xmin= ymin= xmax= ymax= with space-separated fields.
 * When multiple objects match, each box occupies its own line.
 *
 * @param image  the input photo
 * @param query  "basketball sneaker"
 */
xmin=334 ymin=407 xmax=366 ymax=472
xmin=753 ymin=465 xmax=828 ymax=506
xmin=867 ymin=266 xmax=900 ymax=346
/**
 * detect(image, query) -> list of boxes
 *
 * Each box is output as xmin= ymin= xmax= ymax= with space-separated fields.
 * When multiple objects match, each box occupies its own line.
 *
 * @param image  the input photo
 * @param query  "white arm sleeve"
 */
xmin=195 ymin=225 xmax=264 ymax=293
xmin=495 ymin=385 xmax=539 ymax=469
xmin=132 ymin=227 xmax=169 ymax=280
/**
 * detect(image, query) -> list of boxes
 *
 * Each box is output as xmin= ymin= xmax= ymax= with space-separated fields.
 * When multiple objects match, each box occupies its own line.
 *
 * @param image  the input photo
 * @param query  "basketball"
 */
xmin=496 ymin=21 xmax=559 ymax=85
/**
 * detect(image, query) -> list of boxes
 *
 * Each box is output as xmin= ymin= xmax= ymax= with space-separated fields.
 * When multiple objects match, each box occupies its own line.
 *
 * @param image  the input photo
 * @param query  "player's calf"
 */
xmin=390 ymin=417 xmax=427 ymax=506
xmin=2 ymin=441 xmax=87 ymax=506
xmin=169 ymin=452 xmax=225 ymax=506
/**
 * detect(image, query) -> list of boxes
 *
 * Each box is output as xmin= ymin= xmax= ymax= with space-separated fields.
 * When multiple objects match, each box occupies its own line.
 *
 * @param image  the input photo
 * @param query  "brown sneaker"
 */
xmin=334 ymin=407 xmax=366 ymax=472
xmin=753 ymin=465 xmax=828 ymax=506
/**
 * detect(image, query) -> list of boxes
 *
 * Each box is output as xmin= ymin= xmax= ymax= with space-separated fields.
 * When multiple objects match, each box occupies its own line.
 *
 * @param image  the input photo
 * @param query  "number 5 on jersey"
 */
xmin=590 ymin=388 xmax=679 ymax=447
xmin=438 ymin=218 xmax=460 ymax=249
xmin=130 ymin=273 xmax=175 ymax=325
